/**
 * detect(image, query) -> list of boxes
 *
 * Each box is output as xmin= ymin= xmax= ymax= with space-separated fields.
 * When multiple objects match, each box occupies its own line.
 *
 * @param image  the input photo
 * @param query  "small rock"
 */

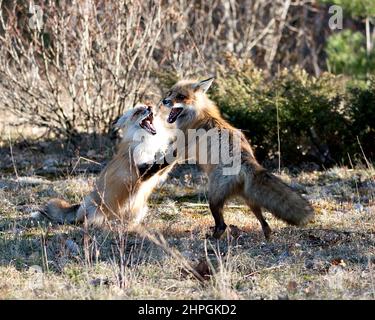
xmin=28 ymin=265 xmax=43 ymax=274
xmin=354 ymin=203 xmax=364 ymax=212
xmin=30 ymin=211 xmax=41 ymax=219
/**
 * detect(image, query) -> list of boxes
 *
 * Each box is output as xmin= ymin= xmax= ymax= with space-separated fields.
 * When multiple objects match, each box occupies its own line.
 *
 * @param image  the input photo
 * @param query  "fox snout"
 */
xmin=162 ymin=97 xmax=185 ymax=123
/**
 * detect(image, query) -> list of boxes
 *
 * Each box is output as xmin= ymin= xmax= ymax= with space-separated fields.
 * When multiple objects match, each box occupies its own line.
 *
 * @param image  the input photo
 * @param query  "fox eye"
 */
xmin=132 ymin=110 xmax=142 ymax=118
xmin=176 ymin=93 xmax=186 ymax=100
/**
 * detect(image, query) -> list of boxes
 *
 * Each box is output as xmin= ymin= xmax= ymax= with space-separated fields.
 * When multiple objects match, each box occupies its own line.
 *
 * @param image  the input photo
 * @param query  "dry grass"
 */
xmin=0 ymin=0 xmax=373 ymax=300
xmin=0 ymin=154 xmax=374 ymax=299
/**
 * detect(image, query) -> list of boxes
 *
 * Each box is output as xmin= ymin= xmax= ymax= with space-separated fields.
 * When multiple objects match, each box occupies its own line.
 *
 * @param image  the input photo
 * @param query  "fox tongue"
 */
xmin=144 ymin=120 xmax=156 ymax=135
xmin=167 ymin=108 xmax=182 ymax=123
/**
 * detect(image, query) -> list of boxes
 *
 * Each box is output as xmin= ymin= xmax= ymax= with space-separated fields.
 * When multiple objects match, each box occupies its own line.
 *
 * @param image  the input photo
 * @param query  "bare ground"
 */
xmin=0 ymin=152 xmax=374 ymax=299
xmin=0 ymin=123 xmax=374 ymax=299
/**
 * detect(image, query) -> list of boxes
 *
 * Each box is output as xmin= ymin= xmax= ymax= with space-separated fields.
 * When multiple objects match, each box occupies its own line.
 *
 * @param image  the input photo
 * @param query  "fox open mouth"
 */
xmin=167 ymin=107 xmax=183 ymax=123
xmin=140 ymin=112 xmax=156 ymax=135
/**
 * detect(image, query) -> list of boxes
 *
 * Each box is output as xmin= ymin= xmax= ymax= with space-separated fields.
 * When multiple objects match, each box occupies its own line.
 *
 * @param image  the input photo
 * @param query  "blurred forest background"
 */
xmin=0 ymin=0 xmax=374 ymax=169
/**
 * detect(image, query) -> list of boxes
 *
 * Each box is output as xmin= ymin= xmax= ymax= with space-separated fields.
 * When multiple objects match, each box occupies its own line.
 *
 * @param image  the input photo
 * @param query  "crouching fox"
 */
xmin=39 ymin=104 xmax=174 ymax=227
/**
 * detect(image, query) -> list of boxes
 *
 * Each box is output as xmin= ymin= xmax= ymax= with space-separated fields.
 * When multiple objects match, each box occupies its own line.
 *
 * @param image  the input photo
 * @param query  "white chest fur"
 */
xmin=130 ymin=116 xmax=172 ymax=165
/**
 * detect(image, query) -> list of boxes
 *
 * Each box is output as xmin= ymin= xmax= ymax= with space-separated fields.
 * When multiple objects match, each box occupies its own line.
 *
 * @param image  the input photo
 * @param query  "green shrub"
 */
xmin=346 ymin=78 xmax=375 ymax=163
xmin=325 ymin=30 xmax=375 ymax=78
xmin=209 ymin=55 xmax=350 ymax=167
xmin=319 ymin=0 xmax=375 ymax=18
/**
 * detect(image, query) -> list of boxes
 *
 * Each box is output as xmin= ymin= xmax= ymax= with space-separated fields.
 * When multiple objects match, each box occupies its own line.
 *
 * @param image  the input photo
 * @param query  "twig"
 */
xmin=244 ymin=264 xmax=287 ymax=279
xmin=357 ymin=136 xmax=372 ymax=170
xmin=8 ymin=131 xmax=19 ymax=180
xmin=70 ymin=156 xmax=103 ymax=176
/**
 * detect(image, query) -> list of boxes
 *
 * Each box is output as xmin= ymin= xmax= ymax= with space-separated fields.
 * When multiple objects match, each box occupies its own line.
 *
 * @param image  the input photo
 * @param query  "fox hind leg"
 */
xmin=246 ymin=201 xmax=272 ymax=240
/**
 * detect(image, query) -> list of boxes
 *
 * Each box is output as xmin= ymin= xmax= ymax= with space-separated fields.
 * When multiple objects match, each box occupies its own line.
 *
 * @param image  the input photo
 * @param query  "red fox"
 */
xmin=161 ymin=78 xmax=314 ymax=239
xmin=39 ymin=105 xmax=174 ymax=228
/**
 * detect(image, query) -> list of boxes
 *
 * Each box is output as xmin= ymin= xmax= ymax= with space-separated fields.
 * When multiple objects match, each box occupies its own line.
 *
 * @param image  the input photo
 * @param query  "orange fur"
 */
xmin=162 ymin=78 xmax=314 ymax=239
xmin=41 ymin=105 xmax=174 ymax=228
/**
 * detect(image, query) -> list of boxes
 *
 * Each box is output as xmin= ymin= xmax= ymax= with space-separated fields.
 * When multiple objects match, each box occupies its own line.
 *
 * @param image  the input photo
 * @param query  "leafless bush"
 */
xmin=0 ymin=0 xmax=329 ymax=142
xmin=155 ymin=0 xmax=327 ymax=78
xmin=0 ymin=0 xmax=164 ymax=140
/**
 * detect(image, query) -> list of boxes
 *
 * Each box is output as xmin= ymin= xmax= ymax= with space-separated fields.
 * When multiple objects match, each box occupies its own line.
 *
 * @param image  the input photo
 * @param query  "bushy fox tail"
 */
xmin=249 ymin=169 xmax=314 ymax=226
xmin=40 ymin=198 xmax=81 ymax=224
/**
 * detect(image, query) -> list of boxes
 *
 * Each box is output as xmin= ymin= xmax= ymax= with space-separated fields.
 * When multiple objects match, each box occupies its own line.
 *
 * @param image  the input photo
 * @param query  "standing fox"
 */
xmin=161 ymin=78 xmax=314 ymax=239
xmin=40 ymin=104 xmax=174 ymax=227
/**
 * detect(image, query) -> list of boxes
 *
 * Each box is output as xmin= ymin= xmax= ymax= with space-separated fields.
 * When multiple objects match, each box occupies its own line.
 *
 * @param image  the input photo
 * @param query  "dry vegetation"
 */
xmin=0 ymin=140 xmax=374 ymax=299
xmin=0 ymin=0 xmax=335 ymax=140
xmin=0 ymin=0 xmax=374 ymax=300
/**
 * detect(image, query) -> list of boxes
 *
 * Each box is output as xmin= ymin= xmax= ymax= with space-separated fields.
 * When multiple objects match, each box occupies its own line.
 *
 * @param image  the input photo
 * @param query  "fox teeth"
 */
xmin=167 ymin=107 xmax=183 ymax=123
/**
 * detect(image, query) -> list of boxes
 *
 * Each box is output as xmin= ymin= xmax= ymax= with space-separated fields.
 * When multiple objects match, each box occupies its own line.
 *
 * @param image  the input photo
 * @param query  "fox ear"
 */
xmin=114 ymin=114 xmax=128 ymax=129
xmin=114 ymin=108 xmax=134 ymax=128
xmin=193 ymin=77 xmax=215 ymax=93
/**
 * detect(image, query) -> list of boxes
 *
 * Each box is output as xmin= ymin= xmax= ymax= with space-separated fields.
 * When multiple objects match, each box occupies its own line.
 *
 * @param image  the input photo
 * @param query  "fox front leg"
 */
xmin=208 ymin=198 xmax=227 ymax=239
xmin=137 ymin=156 xmax=170 ymax=180
xmin=207 ymin=172 xmax=238 ymax=239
